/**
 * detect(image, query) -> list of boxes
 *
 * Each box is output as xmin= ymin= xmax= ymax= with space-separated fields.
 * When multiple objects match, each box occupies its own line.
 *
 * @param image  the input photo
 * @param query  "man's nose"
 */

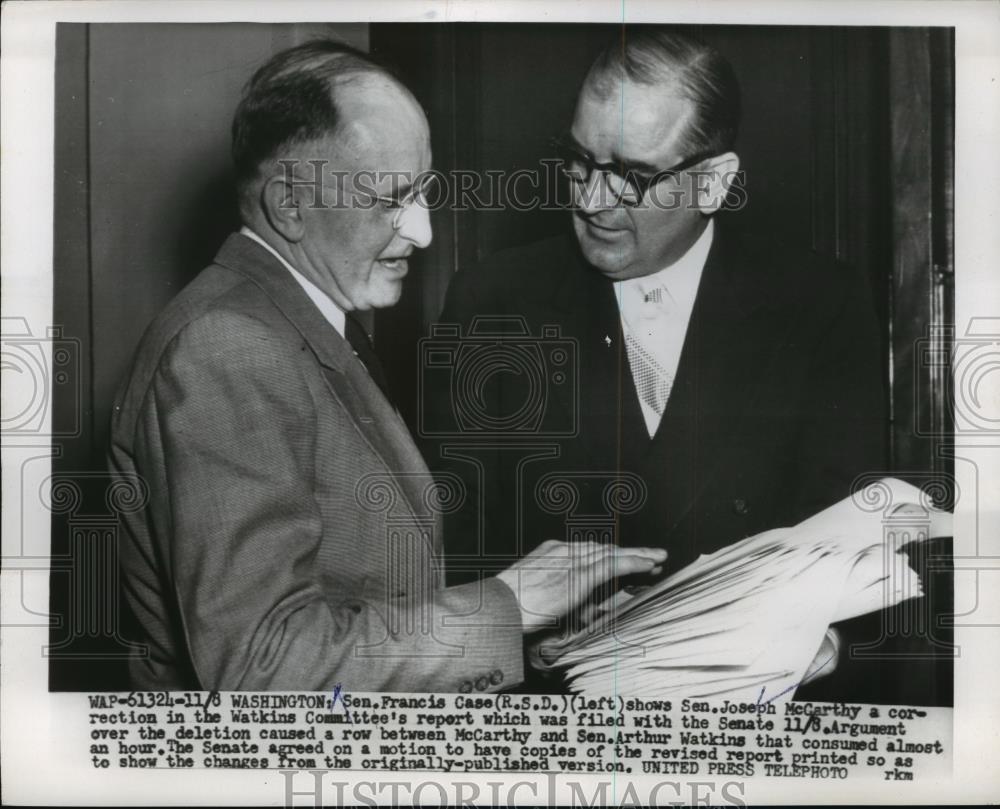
xmin=575 ymin=169 xmax=615 ymax=214
xmin=396 ymin=199 xmax=433 ymax=249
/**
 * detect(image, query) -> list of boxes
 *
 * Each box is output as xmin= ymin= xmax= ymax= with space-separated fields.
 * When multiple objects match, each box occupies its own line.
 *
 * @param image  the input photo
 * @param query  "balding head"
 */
xmin=230 ymin=40 xmax=434 ymax=313
xmin=231 ymin=39 xmax=424 ymax=219
xmin=325 ymin=71 xmax=430 ymax=177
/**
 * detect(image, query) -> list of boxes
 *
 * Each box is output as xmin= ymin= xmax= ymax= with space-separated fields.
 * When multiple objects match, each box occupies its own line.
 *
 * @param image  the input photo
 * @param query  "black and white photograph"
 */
xmin=2 ymin=1 xmax=998 ymax=805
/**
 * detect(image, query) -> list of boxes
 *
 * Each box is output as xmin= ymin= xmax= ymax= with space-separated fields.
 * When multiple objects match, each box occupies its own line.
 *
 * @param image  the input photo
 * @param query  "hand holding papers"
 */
xmin=537 ymin=479 xmax=952 ymax=704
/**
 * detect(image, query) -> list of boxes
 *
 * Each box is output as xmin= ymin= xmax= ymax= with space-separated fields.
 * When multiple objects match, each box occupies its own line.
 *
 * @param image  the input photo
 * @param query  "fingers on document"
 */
xmin=583 ymin=545 xmax=667 ymax=579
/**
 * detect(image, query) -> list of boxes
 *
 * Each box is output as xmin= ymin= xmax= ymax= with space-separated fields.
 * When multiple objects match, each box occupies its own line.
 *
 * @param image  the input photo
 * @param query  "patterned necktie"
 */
xmin=345 ymin=315 xmax=391 ymax=401
xmin=622 ymin=284 xmax=673 ymax=417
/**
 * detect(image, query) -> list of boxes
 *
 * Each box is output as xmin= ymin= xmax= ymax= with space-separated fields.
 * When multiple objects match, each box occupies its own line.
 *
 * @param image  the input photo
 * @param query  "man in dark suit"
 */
xmin=424 ymin=30 xmax=885 ymax=689
xmin=109 ymin=40 xmax=665 ymax=692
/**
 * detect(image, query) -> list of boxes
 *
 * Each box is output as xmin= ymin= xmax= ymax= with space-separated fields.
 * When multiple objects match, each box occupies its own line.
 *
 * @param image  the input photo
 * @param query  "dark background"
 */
xmin=51 ymin=23 xmax=954 ymax=700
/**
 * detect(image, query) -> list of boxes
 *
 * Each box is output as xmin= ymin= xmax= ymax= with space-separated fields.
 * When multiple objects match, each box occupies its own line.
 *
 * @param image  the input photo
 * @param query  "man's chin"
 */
xmin=364 ymin=280 xmax=405 ymax=310
xmin=577 ymin=236 xmax=635 ymax=280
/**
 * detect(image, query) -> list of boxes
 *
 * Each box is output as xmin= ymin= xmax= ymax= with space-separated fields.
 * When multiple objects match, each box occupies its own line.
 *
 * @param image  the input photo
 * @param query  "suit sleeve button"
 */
xmin=459 ymin=681 xmax=473 ymax=693
xmin=490 ymin=669 xmax=504 ymax=686
xmin=732 ymin=498 xmax=749 ymax=515
xmin=474 ymin=676 xmax=489 ymax=691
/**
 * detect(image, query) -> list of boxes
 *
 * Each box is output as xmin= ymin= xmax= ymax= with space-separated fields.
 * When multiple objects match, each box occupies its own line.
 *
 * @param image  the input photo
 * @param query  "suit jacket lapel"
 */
xmin=649 ymin=224 xmax=789 ymax=533
xmin=213 ymin=233 xmax=436 ymax=538
xmin=549 ymin=244 xmax=650 ymax=472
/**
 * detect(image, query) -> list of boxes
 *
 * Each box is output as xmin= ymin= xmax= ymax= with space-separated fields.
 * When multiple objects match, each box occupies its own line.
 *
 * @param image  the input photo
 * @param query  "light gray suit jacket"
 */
xmin=109 ymin=233 xmax=524 ymax=692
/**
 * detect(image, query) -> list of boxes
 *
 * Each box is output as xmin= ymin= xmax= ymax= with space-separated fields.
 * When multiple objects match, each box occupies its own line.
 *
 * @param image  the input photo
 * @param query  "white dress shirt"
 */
xmin=613 ymin=219 xmax=714 ymax=437
xmin=240 ymin=226 xmax=346 ymax=338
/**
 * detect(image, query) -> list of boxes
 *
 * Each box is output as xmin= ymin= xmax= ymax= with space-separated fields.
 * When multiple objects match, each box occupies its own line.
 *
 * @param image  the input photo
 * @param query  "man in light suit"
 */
xmin=109 ymin=41 xmax=665 ymax=692
xmin=426 ymin=30 xmax=886 ymax=694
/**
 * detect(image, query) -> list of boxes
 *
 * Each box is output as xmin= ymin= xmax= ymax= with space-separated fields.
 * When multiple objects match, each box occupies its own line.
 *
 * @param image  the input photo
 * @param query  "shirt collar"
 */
xmin=614 ymin=218 xmax=714 ymax=310
xmin=239 ymin=225 xmax=346 ymax=339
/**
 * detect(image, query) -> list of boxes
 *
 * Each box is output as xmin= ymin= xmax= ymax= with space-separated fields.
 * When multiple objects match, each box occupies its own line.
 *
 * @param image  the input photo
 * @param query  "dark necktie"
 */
xmin=345 ymin=315 xmax=391 ymax=401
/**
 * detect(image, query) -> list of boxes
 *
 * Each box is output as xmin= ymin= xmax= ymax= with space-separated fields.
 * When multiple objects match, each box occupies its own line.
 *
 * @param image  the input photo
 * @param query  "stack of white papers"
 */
xmin=539 ymin=478 xmax=952 ymax=703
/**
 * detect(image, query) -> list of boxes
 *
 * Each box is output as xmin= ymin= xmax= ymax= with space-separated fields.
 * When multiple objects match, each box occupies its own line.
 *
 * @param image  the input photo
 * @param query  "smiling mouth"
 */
xmin=580 ymin=217 xmax=630 ymax=239
xmin=378 ymin=256 xmax=410 ymax=273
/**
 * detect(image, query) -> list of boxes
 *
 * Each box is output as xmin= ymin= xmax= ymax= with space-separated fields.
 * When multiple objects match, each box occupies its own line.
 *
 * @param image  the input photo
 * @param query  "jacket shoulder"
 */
xmin=111 ymin=262 xmax=295 ymax=423
xmin=134 ymin=265 xmax=278 ymax=363
xmin=443 ymin=234 xmax=579 ymax=313
xmin=723 ymin=226 xmax=871 ymax=314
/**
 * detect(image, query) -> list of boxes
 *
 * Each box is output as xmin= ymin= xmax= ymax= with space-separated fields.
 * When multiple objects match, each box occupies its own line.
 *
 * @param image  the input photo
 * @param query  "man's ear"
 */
xmin=260 ymin=173 xmax=306 ymax=243
xmin=692 ymin=151 xmax=741 ymax=214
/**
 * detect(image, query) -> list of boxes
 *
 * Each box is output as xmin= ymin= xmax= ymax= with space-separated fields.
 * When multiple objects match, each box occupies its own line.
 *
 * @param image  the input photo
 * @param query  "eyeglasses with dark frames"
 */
xmin=550 ymin=135 xmax=716 ymax=207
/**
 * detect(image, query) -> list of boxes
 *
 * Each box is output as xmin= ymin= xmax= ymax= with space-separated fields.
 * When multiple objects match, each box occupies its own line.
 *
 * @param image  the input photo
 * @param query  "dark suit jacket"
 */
xmin=426 ymin=224 xmax=887 ymax=576
xmin=109 ymin=233 xmax=524 ymax=692
xmin=421 ymin=219 xmax=968 ymax=705
xmin=418 ymin=222 xmax=889 ymax=698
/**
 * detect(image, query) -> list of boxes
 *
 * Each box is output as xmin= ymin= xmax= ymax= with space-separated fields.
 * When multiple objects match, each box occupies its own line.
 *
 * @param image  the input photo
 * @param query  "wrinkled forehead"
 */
xmin=572 ymin=77 xmax=696 ymax=164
